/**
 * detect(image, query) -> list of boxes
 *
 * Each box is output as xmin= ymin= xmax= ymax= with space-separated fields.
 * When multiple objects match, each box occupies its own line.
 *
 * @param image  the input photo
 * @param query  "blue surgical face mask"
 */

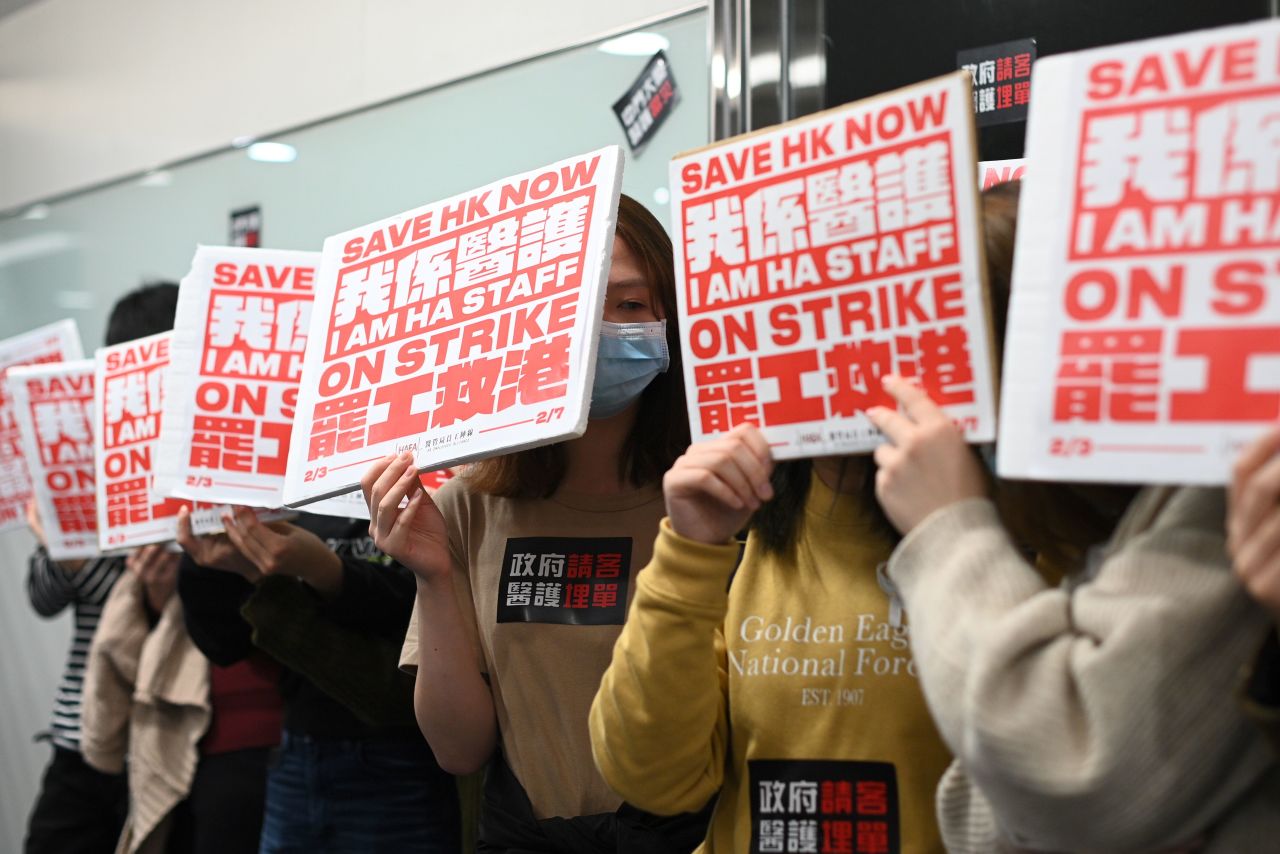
xmin=590 ymin=320 xmax=670 ymax=419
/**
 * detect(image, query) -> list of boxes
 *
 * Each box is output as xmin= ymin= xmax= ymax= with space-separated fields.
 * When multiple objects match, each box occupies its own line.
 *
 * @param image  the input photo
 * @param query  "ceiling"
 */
xmin=0 ymin=0 xmax=41 ymax=21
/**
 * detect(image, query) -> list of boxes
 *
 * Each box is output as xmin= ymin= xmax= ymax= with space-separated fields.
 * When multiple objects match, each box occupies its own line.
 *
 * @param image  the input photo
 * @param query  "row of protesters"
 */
xmin=23 ymin=282 xmax=459 ymax=854
xmin=366 ymin=185 xmax=1280 ymax=854
xmin=23 ymin=285 xmax=174 ymax=854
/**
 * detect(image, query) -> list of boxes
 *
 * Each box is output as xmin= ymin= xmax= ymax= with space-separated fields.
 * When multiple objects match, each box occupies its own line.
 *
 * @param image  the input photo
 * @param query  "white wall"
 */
xmin=0 ymin=0 xmax=703 ymax=213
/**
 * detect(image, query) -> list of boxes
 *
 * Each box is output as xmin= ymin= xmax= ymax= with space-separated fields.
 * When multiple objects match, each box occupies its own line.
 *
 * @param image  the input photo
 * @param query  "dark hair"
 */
xmin=105 ymin=281 xmax=179 ymax=346
xmin=979 ymin=181 xmax=1137 ymax=572
xmin=466 ymin=194 xmax=689 ymax=498
xmin=749 ymin=457 xmax=895 ymax=556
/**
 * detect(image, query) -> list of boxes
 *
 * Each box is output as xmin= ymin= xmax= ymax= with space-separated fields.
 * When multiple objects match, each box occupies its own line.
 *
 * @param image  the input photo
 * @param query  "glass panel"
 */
xmin=0 ymin=9 xmax=707 ymax=350
xmin=821 ymin=0 xmax=1270 ymax=159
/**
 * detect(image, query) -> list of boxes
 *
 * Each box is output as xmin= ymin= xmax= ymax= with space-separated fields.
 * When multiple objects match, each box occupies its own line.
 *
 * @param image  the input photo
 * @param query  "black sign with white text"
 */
xmin=748 ymin=759 xmax=900 ymax=854
xmin=957 ymin=38 xmax=1035 ymax=127
xmin=497 ymin=536 xmax=631 ymax=625
xmin=612 ymin=50 xmax=679 ymax=151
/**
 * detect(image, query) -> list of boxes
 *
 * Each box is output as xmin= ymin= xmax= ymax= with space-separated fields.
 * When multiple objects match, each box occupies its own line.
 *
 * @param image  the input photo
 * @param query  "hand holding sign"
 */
xmin=867 ymin=376 xmax=987 ymax=534
xmin=361 ymin=453 xmax=451 ymax=584
xmin=176 ymin=506 xmax=260 ymax=582
xmin=222 ymin=506 xmax=344 ymax=597
xmin=663 ymin=423 xmax=774 ymax=546
xmin=127 ymin=543 xmax=180 ymax=613
xmin=1228 ymin=426 xmax=1280 ymax=620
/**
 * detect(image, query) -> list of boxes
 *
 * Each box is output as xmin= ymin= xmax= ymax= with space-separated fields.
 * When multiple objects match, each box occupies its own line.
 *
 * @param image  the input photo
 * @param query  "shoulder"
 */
xmin=1120 ymin=485 xmax=1225 ymax=540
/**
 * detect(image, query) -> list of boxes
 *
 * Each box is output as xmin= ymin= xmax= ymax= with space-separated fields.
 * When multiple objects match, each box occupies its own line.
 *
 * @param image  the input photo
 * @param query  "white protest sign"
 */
xmin=671 ymin=72 xmax=995 ymax=457
xmin=0 ymin=319 xmax=83 ymax=532
xmin=979 ymin=158 xmax=1026 ymax=189
xmin=9 ymin=360 xmax=97 ymax=559
xmin=95 ymin=331 xmax=191 ymax=549
xmin=998 ymin=20 xmax=1280 ymax=484
xmin=283 ymin=147 xmax=623 ymax=506
xmin=155 ymin=246 xmax=319 ymax=506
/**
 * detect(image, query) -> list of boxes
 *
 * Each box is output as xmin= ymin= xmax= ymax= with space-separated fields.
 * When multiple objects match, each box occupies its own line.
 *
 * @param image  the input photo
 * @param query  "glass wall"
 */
xmin=0 ymin=9 xmax=708 ymax=351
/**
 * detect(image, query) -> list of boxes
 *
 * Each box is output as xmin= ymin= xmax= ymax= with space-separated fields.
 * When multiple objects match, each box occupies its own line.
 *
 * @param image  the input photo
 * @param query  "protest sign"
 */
xmin=9 ymin=360 xmax=97 ymax=559
xmin=958 ymin=38 xmax=1036 ymax=127
xmin=979 ymin=158 xmax=1025 ymax=190
xmin=671 ymin=72 xmax=996 ymax=457
xmin=998 ymin=20 xmax=1280 ymax=484
xmin=0 ymin=319 xmax=83 ymax=531
xmin=283 ymin=147 xmax=623 ymax=507
xmin=155 ymin=246 xmax=319 ymax=507
xmin=613 ymin=51 xmax=679 ymax=151
xmin=95 ymin=331 xmax=191 ymax=549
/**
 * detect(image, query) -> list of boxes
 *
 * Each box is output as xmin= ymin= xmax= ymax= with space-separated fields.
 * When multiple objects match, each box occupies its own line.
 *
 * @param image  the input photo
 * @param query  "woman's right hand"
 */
xmin=664 ymin=423 xmax=774 ymax=545
xmin=361 ymin=453 xmax=451 ymax=583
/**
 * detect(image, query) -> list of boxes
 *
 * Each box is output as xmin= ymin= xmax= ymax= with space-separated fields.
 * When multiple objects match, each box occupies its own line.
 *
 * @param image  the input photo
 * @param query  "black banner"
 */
xmin=612 ymin=50 xmax=679 ymax=152
xmin=748 ymin=759 xmax=899 ymax=854
xmin=957 ymin=38 xmax=1036 ymax=127
xmin=497 ymin=536 xmax=631 ymax=625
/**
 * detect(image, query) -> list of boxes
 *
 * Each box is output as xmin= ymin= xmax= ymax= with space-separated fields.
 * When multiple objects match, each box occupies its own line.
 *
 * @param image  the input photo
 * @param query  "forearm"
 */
xmin=27 ymin=548 xmax=78 ymax=615
xmin=412 ymin=576 xmax=497 ymax=775
xmin=892 ymin=493 xmax=1272 ymax=849
xmin=589 ymin=520 xmax=732 ymax=815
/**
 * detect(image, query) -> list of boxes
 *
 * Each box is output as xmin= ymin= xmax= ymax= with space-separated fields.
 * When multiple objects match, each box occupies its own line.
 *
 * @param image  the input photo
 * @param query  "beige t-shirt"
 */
xmin=401 ymin=474 xmax=664 ymax=819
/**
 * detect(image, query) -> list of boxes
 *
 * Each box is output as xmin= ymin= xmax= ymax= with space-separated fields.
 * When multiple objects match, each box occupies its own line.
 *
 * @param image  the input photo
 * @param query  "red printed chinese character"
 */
xmin=759 ymin=350 xmax=826 ymax=425
xmin=821 ymin=781 xmax=854 ymax=814
xmin=1053 ymin=329 xmax=1162 ymax=423
xmin=821 ymin=820 xmax=854 ymax=854
xmin=827 ymin=339 xmax=894 ymax=417
xmin=1014 ymin=53 xmax=1032 ymax=77
xmin=564 ymin=583 xmax=591 ymax=609
xmin=997 ymin=84 xmax=1013 ymax=110
xmin=917 ymin=325 xmax=975 ymax=405
xmin=567 ymin=553 xmax=594 ymax=578
xmin=518 ymin=334 xmax=571 ymax=404
xmin=433 ymin=355 xmax=501 ymax=428
xmin=1170 ymin=326 xmax=1280 ymax=421
xmin=996 ymin=56 xmax=1013 ymax=81
xmin=855 ymin=782 xmax=887 ymax=816
xmin=595 ymin=553 xmax=623 ymax=579
xmin=308 ymin=391 xmax=370 ymax=460
xmin=591 ymin=582 xmax=618 ymax=609
xmin=855 ymin=820 xmax=889 ymax=854
xmin=1014 ymin=81 xmax=1031 ymax=106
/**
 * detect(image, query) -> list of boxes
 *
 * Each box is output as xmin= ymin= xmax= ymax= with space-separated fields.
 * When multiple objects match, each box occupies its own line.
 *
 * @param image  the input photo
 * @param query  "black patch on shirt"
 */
xmin=748 ymin=759 xmax=899 ymax=854
xmin=496 ymin=536 xmax=631 ymax=626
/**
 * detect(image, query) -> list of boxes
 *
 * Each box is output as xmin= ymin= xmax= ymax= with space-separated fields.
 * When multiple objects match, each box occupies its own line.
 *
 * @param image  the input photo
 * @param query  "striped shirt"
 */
xmin=26 ymin=549 xmax=125 ymax=752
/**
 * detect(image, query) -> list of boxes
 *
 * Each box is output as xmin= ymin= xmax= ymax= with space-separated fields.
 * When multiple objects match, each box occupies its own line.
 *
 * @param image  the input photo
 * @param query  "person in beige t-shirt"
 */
xmin=362 ymin=196 xmax=709 ymax=853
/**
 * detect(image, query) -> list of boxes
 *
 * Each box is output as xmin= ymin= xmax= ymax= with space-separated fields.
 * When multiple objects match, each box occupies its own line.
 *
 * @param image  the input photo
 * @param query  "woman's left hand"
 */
xmin=867 ymin=375 xmax=988 ymax=535
xmin=223 ymin=506 xmax=344 ymax=596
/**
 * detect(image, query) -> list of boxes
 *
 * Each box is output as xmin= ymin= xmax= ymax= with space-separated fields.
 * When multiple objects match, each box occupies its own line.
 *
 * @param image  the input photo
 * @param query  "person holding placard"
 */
xmin=864 ymin=183 xmax=1280 ymax=852
xmin=363 ymin=195 xmax=710 ymax=852
xmin=175 ymin=505 xmax=460 ymax=854
xmin=587 ymin=419 xmax=953 ymax=854
xmin=24 ymin=282 xmax=177 ymax=854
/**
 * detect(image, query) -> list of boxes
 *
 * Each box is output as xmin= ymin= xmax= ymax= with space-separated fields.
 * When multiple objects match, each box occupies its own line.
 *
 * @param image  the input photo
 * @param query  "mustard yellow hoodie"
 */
xmin=590 ymin=473 xmax=950 ymax=853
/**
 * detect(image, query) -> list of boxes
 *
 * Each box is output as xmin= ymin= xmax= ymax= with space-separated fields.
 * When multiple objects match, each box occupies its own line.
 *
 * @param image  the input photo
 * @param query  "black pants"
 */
xmin=25 ymin=745 xmax=127 ymax=854
xmin=167 ymin=747 xmax=272 ymax=854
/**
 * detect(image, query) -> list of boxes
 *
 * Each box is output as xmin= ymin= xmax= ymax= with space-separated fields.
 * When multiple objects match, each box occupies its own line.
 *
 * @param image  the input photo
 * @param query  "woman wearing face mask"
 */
xmin=360 ymin=195 xmax=710 ymax=853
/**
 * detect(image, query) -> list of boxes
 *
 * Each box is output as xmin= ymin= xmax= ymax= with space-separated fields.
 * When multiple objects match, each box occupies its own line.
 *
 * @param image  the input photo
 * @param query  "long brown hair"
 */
xmin=466 ymin=194 xmax=689 ymax=498
xmin=982 ymin=181 xmax=1137 ymax=571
